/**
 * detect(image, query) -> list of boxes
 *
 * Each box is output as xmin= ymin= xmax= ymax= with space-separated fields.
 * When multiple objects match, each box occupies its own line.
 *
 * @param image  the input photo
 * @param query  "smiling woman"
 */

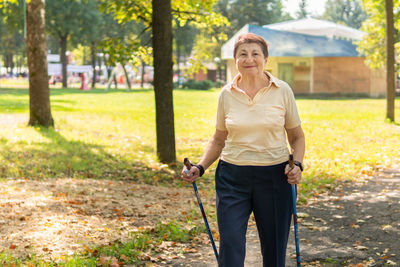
xmin=181 ymin=33 xmax=305 ymax=267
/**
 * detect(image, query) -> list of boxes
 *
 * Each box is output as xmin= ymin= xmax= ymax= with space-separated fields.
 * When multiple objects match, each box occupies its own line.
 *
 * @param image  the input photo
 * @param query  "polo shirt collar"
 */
xmin=230 ymin=71 xmax=280 ymax=92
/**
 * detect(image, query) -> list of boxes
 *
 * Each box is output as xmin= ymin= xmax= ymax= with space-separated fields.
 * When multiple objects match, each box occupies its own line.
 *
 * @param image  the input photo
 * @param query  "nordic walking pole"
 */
xmin=184 ymin=158 xmax=219 ymax=261
xmin=289 ymin=154 xmax=301 ymax=266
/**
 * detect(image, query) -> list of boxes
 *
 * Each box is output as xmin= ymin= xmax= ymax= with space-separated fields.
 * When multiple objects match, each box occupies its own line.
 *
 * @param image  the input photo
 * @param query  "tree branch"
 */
xmin=171 ymin=8 xmax=209 ymax=17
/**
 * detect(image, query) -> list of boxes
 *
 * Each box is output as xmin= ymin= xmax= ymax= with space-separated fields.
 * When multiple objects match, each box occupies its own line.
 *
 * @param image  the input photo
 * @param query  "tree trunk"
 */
xmin=177 ymin=44 xmax=181 ymax=87
xmin=60 ymin=35 xmax=68 ymax=88
xmin=26 ymin=0 xmax=54 ymax=127
xmin=91 ymin=41 xmax=96 ymax=89
xmin=152 ymin=0 xmax=176 ymax=163
xmin=141 ymin=59 xmax=145 ymax=88
xmin=113 ymin=68 xmax=118 ymax=89
xmin=98 ymin=51 xmax=102 ymax=83
xmin=175 ymin=21 xmax=181 ymax=88
xmin=6 ymin=53 xmax=14 ymax=75
xmin=385 ymin=0 xmax=395 ymax=122
xmin=122 ymin=64 xmax=131 ymax=90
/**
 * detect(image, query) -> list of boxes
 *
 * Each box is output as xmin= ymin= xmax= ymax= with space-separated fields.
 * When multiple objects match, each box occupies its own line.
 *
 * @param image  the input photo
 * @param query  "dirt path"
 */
xmin=165 ymin=165 xmax=400 ymax=266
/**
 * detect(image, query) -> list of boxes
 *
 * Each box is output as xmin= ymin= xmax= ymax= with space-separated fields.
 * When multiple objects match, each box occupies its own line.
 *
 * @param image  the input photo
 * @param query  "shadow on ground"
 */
xmin=0 ymin=127 xmax=176 ymax=185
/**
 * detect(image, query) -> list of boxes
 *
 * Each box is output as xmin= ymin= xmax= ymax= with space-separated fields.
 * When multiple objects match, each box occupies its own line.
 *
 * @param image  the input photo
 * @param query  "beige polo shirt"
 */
xmin=216 ymin=71 xmax=301 ymax=166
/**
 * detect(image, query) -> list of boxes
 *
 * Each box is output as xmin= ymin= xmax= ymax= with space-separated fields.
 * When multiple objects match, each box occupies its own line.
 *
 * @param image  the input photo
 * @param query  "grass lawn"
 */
xmin=1 ymin=87 xmax=399 ymax=193
xmin=0 ymin=87 xmax=399 ymax=265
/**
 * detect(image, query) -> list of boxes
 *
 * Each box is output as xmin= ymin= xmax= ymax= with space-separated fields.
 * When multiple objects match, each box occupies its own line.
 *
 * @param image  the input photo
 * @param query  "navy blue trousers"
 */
xmin=215 ymin=160 xmax=292 ymax=267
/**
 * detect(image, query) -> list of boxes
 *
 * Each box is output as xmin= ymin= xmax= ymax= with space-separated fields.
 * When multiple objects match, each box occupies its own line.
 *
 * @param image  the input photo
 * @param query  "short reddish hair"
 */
xmin=233 ymin=33 xmax=269 ymax=59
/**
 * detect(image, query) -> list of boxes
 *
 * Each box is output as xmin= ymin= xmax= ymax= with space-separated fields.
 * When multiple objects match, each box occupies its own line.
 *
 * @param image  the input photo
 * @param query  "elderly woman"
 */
xmin=182 ymin=33 xmax=305 ymax=267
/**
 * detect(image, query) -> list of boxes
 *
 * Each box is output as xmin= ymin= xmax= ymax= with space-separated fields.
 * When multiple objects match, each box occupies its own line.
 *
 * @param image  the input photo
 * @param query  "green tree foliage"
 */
xmin=357 ymin=0 xmax=400 ymax=69
xmin=297 ymin=0 xmax=309 ymax=18
xmin=74 ymin=0 xmax=103 ymax=88
xmin=46 ymin=0 xmax=87 ymax=87
xmin=323 ymin=0 xmax=367 ymax=29
xmin=174 ymin=19 xmax=197 ymax=84
xmin=0 ymin=0 xmax=25 ymax=74
xmin=97 ymin=13 xmax=153 ymax=90
xmin=98 ymin=14 xmax=151 ymax=69
xmin=227 ymin=0 xmax=289 ymax=34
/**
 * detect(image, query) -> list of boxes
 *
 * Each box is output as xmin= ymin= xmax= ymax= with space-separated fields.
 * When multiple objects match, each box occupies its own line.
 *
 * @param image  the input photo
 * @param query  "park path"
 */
xmin=162 ymin=165 xmax=400 ymax=266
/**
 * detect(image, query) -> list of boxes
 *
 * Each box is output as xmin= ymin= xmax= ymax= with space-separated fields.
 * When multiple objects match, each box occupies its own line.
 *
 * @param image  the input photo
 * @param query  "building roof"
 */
xmin=221 ymin=24 xmax=360 ymax=59
xmin=263 ymin=18 xmax=364 ymax=41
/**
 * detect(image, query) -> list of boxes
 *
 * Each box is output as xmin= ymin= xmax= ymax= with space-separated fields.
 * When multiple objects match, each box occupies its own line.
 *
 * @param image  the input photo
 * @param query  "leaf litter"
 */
xmin=0 ymin=178 xmax=212 ymax=263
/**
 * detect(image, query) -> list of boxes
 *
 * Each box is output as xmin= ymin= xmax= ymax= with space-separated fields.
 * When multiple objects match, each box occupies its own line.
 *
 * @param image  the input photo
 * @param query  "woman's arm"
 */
xmin=286 ymin=125 xmax=305 ymax=163
xmin=181 ymin=129 xmax=228 ymax=183
xmin=285 ymin=125 xmax=305 ymax=184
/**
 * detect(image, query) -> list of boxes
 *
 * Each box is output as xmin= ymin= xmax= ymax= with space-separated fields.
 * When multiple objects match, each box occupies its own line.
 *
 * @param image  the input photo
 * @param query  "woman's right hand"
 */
xmin=181 ymin=165 xmax=200 ymax=183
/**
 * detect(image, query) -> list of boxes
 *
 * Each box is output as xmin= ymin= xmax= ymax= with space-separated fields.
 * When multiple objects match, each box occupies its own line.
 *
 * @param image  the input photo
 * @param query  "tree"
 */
xmin=0 ymin=0 xmax=25 ymax=75
xmin=227 ymin=0 xmax=289 ymax=35
xmin=102 ymin=0 xmax=227 ymax=163
xmin=26 ymin=0 xmax=54 ymax=126
xmin=297 ymin=0 xmax=309 ymax=19
xmin=46 ymin=0 xmax=85 ymax=88
xmin=323 ymin=0 xmax=367 ymax=29
xmin=76 ymin=0 xmax=103 ymax=89
xmin=98 ymin=16 xmax=151 ymax=91
xmin=174 ymin=20 xmax=197 ymax=86
xmin=385 ymin=0 xmax=395 ymax=122
xmin=358 ymin=0 xmax=397 ymax=122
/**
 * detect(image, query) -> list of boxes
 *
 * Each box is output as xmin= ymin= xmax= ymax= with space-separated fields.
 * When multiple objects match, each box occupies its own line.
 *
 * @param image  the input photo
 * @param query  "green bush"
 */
xmin=182 ymin=79 xmax=215 ymax=90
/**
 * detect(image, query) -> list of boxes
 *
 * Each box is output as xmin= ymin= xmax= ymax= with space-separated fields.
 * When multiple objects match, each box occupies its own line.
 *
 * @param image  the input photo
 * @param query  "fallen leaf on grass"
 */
xmin=99 ymin=255 xmax=120 ymax=267
xmin=120 ymin=254 xmax=129 ymax=262
xmin=110 ymin=257 xmax=120 ymax=267
xmin=184 ymin=248 xmax=199 ymax=253
xmin=99 ymin=255 xmax=109 ymax=266
xmin=65 ymin=200 xmax=84 ymax=205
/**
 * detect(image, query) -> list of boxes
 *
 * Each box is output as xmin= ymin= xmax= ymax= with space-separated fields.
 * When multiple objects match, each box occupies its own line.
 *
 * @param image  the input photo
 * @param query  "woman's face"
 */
xmin=235 ymin=43 xmax=267 ymax=77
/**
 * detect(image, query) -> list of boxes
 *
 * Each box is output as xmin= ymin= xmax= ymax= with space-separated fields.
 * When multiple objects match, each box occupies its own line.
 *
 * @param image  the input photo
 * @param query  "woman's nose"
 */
xmin=244 ymin=55 xmax=255 ymax=61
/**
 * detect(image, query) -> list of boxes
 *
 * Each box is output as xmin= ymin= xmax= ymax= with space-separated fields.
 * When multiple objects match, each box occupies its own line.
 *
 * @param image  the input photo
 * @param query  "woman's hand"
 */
xmin=181 ymin=165 xmax=200 ymax=183
xmin=285 ymin=164 xmax=302 ymax=185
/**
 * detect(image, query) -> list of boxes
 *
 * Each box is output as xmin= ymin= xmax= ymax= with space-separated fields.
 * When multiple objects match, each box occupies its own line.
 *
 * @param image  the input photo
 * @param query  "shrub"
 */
xmin=181 ymin=79 xmax=215 ymax=90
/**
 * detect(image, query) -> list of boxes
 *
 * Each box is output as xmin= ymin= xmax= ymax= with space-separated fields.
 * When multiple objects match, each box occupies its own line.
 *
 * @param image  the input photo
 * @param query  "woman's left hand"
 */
xmin=285 ymin=164 xmax=302 ymax=184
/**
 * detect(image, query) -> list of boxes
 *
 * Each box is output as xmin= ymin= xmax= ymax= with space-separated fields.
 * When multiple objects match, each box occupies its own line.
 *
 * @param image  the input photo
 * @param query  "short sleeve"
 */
xmin=215 ymin=91 xmax=227 ymax=131
xmin=284 ymin=86 xmax=301 ymax=129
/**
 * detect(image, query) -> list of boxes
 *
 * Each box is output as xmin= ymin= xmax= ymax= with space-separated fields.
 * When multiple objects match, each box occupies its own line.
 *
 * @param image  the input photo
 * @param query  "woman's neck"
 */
xmin=238 ymin=73 xmax=269 ymax=92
